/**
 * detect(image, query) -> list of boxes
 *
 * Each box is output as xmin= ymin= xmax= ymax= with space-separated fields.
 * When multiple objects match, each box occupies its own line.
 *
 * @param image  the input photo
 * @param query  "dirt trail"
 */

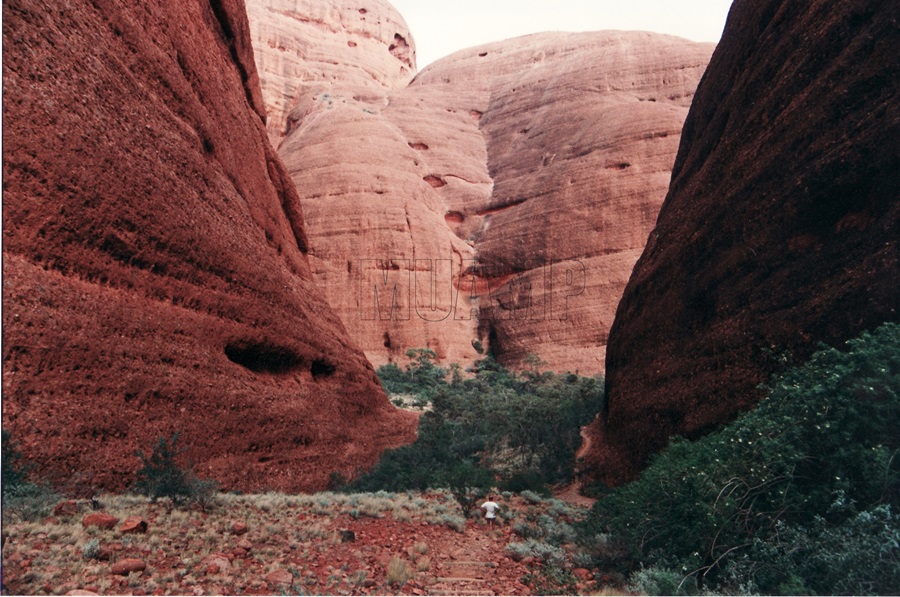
xmin=425 ymin=522 xmax=531 ymax=595
xmin=554 ymin=426 xmax=598 ymax=509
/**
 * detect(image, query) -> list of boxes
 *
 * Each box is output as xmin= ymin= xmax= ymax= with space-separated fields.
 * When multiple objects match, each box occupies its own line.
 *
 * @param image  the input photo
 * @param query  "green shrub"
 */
xmin=2 ymin=430 xmax=28 ymax=490
xmin=1 ymin=430 xmax=59 ymax=522
xmin=83 ymin=538 xmax=101 ymax=560
xmin=629 ymin=566 xmax=698 ymax=596
xmin=513 ymin=521 xmax=543 ymax=539
xmin=134 ymin=433 xmax=218 ymax=508
xmin=440 ymin=513 xmax=467 ymax=532
xmin=522 ymin=565 xmax=578 ymax=596
xmin=519 ymin=489 xmax=545 ymax=505
xmin=583 ymin=322 xmax=900 ymax=594
xmin=2 ymin=481 xmax=60 ymax=522
xmin=505 ymin=540 xmax=566 ymax=567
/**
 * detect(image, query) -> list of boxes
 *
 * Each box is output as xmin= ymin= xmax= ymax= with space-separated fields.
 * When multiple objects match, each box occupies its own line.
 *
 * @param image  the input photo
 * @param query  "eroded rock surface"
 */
xmin=584 ymin=0 xmax=900 ymax=485
xmin=2 ymin=0 xmax=416 ymax=493
xmin=249 ymin=1 xmax=714 ymax=373
xmin=246 ymin=0 xmax=417 ymax=147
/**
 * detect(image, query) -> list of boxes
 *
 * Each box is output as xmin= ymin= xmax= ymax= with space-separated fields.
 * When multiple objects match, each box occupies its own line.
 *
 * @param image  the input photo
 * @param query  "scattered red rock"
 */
xmin=230 ymin=521 xmax=249 ymax=535
xmin=110 ymin=559 xmax=146 ymax=576
xmin=119 ymin=517 xmax=148 ymax=534
xmin=573 ymin=568 xmax=592 ymax=581
xmin=64 ymin=591 xmax=99 ymax=596
xmin=200 ymin=553 xmax=231 ymax=572
xmin=54 ymin=501 xmax=79 ymax=517
xmin=265 ymin=569 xmax=294 ymax=587
xmin=81 ymin=513 xmax=118 ymax=530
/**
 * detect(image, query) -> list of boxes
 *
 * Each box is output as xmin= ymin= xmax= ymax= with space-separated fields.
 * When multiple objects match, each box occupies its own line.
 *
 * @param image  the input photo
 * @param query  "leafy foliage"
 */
xmin=1 ymin=430 xmax=59 ymax=522
xmin=350 ymin=353 xmax=603 ymax=496
xmin=134 ymin=433 xmax=218 ymax=508
xmin=582 ymin=322 xmax=900 ymax=594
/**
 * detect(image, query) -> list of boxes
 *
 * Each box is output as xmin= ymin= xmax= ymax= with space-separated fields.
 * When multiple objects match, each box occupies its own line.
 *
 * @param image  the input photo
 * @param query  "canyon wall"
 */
xmin=584 ymin=0 xmax=900 ymax=485
xmin=248 ymin=0 xmax=714 ymax=373
xmin=2 ymin=0 xmax=416 ymax=493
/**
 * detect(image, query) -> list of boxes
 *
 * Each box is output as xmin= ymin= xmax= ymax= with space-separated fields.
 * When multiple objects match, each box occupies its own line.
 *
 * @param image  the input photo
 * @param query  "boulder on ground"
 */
xmin=81 ymin=513 xmax=118 ymax=530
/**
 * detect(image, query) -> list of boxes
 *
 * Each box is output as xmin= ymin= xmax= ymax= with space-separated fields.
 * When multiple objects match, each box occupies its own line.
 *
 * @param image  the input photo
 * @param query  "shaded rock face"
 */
xmin=249 ymin=1 xmax=714 ymax=373
xmin=2 ymin=0 xmax=416 ymax=493
xmin=585 ymin=0 xmax=900 ymax=485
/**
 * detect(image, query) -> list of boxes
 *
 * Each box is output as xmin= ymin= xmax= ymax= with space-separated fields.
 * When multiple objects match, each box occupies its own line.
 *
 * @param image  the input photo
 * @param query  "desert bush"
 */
xmin=583 ymin=322 xmax=900 ymax=594
xmin=518 ymin=489 xmax=545 ymax=505
xmin=505 ymin=540 xmax=566 ymax=567
xmin=133 ymin=433 xmax=219 ymax=508
xmin=537 ymin=515 xmax=577 ymax=544
xmin=513 ymin=521 xmax=543 ymax=539
xmin=83 ymin=539 xmax=101 ymax=561
xmin=523 ymin=565 xmax=578 ymax=596
xmin=416 ymin=555 xmax=432 ymax=572
xmin=628 ymin=566 xmax=698 ymax=596
xmin=385 ymin=556 xmax=415 ymax=586
xmin=439 ymin=513 xmax=467 ymax=532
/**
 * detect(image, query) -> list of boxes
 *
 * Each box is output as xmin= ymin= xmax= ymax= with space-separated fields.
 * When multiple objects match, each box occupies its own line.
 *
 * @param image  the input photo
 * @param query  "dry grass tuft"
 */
xmin=385 ymin=556 xmax=415 ymax=586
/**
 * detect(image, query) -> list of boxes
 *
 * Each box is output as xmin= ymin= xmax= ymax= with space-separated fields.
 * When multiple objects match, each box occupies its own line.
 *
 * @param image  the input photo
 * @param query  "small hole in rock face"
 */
xmin=311 ymin=359 xmax=337 ymax=378
xmin=225 ymin=341 xmax=303 ymax=374
xmin=424 ymin=175 xmax=447 ymax=188
xmin=478 ymin=52 xmax=488 ymax=57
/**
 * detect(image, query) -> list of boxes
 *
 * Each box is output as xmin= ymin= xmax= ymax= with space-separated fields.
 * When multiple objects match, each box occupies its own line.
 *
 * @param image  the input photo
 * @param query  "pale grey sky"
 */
xmin=389 ymin=0 xmax=734 ymax=68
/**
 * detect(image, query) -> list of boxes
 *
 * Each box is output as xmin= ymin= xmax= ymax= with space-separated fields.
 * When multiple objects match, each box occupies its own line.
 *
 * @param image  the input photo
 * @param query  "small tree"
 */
xmin=134 ymin=433 xmax=217 ymax=508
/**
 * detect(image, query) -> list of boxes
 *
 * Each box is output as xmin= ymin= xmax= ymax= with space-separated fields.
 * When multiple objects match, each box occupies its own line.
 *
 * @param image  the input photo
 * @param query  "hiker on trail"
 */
xmin=481 ymin=495 xmax=499 ymax=530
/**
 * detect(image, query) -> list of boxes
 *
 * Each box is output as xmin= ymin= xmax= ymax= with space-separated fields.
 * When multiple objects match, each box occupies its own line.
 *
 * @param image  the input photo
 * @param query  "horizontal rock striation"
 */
xmin=2 ymin=0 xmax=416 ymax=493
xmin=584 ymin=0 xmax=900 ymax=485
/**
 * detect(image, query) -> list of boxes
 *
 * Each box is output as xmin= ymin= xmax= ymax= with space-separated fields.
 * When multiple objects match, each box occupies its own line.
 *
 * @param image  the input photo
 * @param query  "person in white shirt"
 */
xmin=481 ymin=495 xmax=500 ymax=530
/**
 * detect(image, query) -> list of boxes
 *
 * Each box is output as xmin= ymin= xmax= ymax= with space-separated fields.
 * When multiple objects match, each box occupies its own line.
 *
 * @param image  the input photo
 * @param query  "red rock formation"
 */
xmin=2 ymin=0 xmax=416 ymax=493
xmin=584 ymin=0 xmax=900 ymax=485
xmin=246 ymin=0 xmax=417 ymax=147
xmin=423 ymin=33 xmax=714 ymax=374
xmin=248 ymin=2 xmax=714 ymax=373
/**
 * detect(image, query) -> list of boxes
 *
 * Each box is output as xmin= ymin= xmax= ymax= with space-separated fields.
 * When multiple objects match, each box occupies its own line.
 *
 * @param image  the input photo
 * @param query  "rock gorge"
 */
xmin=247 ymin=0 xmax=715 ymax=373
xmin=2 ymin=0 xmax=417 ymax=493
xmin=584 ymin=0 xmax=900 ymax=486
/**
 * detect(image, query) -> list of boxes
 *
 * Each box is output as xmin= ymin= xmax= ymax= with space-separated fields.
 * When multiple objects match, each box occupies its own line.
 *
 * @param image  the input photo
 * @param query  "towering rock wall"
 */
xmin=248 ymin=0 xmax=714 ymax=373
xmin=584 ymin=0 xmax=900 ymax=485
xmin=2 ymin=0 xmax=416 ymax=493
xmin=418 ymin=33 xmax=713 ymax=373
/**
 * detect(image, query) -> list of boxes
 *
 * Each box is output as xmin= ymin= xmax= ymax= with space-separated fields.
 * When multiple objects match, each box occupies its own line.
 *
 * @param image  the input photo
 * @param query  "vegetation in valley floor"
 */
xmin=580 ymin=322 xmax=900 ymax=595
xmin=5 ymin=325 xmax=897 ymax=595
xmin=350 ymin=349 xmax=603 ymax=499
